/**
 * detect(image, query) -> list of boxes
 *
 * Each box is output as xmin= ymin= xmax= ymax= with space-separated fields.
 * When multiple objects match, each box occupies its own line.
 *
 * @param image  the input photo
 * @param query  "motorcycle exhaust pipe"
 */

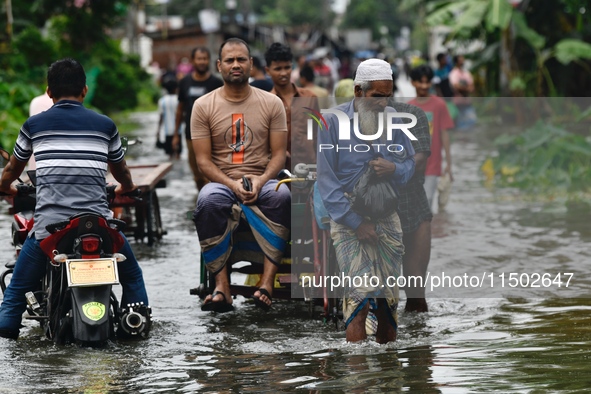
xmin=119 ymin=303 xmax=152 ymax=338
xmin=123 ymin=310 xmax=144 ymax=330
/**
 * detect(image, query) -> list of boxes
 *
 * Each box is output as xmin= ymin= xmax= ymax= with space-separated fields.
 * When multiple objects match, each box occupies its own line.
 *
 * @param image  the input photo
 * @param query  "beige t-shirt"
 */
xmin=191 ymin=87 xmax=287 ymax=179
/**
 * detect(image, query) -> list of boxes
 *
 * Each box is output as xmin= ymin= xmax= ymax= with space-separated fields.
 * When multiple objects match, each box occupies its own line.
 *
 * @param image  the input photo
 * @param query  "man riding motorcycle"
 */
xmin=0 ymin=58 xmax=151 ymax=340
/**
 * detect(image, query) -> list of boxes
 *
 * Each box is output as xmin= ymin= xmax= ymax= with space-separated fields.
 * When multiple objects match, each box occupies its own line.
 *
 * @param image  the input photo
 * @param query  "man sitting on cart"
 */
xmin=317 ymin=59 xmax=416 ymax=343
xmin=191 ymin=38 xmax=291 ymax=312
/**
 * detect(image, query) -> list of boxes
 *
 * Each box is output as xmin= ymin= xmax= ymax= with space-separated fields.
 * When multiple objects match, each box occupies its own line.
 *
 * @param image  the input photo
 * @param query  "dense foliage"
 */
xmin=399 ymin=0 xmax=591 ymax=97
xmin=483 ymin=121 xmax=591 ymax=195
xmin=341 ymin=0 xmax=417 ymax=48
xmin=0 ymin=0 xmax=156 ymax=151
xmin=0 ymin=81 xmax=37 ymax=151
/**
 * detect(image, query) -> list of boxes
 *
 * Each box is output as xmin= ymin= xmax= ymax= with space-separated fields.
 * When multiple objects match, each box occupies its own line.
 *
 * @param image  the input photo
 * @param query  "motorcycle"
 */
xmin=0 ymin=148 xmax=151 ymax=345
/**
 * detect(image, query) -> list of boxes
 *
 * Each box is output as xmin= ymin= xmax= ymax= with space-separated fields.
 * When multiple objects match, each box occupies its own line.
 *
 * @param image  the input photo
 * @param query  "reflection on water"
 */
xmin=1 ymin=112 xmax=591 ymax=392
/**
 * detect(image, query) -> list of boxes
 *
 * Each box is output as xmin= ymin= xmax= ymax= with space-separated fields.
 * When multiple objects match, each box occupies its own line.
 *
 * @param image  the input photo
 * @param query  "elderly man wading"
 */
xmin=317 ymin=59 xmax=416 ymax=343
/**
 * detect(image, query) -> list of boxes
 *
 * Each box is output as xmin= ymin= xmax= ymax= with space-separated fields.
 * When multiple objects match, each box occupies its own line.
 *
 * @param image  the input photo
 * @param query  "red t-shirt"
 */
xmin=408 ymin=95 xmax=454 ymax=176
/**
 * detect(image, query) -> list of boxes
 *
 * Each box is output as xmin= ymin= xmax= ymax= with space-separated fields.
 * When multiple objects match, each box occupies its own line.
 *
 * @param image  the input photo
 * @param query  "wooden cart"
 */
xmin=107 ymin=162 xmax=172 ymax=246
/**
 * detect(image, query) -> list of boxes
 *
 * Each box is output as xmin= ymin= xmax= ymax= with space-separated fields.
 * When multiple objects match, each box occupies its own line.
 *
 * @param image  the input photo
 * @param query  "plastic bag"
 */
xmin=348 ymin=166 xmax=398 ymax=220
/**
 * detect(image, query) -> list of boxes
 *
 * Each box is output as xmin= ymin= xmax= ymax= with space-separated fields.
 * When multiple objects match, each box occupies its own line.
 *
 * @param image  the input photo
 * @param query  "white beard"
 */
xmin=358 ymin=107 xmax=381 ymax=136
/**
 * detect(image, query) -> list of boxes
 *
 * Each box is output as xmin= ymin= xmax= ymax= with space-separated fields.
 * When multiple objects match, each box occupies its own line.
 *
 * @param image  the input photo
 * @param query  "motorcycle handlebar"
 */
xmin=123 ymin=188 xmax=142 ymax=199
xmin=16 ymin=184 xmax=36 ymax=197
xmin=106 ymin=185 xmax=142 ymax=204
xmin=1 ymin=183 xmax=36 ymax=197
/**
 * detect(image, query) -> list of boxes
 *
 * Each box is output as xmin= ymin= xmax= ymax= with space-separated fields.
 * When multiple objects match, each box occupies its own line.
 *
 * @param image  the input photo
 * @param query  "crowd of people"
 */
xmin=1 ymin=37 xmax=474 ymax=344
xmin=151 ymin=39 xmax=467 ymax=344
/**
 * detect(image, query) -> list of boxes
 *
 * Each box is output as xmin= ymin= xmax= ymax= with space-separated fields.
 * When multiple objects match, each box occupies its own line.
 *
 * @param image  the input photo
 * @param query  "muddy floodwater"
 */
xmin=1 ymin=111 xmax=591 ymax=393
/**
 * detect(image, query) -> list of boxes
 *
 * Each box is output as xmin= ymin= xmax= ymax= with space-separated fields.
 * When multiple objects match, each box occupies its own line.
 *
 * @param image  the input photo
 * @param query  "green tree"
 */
xmin=0 ymin=0 xmax=155 ymax=153
xmin=341 ymin=0 xmax=380 ymax=39
xmin=342 ymin=0 xmax=421 ymax=51
xmin=401 ymin=0 xmax=591 ymax=96
xmin=275 ymin=0 xmax=334 ymax=27
xmin=2 ymin=0 xmax=131 ymax=46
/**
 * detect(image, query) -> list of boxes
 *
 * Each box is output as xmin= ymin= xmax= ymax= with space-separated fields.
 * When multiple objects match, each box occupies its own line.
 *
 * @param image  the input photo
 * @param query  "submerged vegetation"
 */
xmin=482 ymin=121 xmax=591 ymax=198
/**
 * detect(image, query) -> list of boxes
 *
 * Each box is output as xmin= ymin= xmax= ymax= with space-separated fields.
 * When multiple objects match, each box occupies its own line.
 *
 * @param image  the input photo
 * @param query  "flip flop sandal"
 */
xmin=201 ymin=291 xmax=234 ymax=313
xmin=251 ymin=288 xmax=272 ymax=311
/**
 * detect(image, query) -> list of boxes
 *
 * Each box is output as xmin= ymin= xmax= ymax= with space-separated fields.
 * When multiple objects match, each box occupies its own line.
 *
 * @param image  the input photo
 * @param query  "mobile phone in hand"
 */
xmin=242 ymin=176 xmax=252 ymax=192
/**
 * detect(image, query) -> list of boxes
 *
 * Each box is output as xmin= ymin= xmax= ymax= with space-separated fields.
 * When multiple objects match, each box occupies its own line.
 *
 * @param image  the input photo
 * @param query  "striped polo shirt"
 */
xmin=13 ymin=100 xmax=124 ymax=240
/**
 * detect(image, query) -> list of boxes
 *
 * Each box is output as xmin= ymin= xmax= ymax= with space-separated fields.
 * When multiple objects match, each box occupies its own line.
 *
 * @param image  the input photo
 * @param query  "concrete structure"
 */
xmin=145 ymin=27 xmax=224 ymax=72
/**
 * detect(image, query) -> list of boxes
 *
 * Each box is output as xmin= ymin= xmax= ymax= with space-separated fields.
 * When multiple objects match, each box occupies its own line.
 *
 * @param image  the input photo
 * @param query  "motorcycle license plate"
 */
xmin=66 ymin=258 xmax=119 ymax=287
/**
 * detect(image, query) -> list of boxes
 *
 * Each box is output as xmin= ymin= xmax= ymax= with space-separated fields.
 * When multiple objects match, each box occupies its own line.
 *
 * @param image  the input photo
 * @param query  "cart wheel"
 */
xmin=146 ymin=191 xmax=164 ymax=246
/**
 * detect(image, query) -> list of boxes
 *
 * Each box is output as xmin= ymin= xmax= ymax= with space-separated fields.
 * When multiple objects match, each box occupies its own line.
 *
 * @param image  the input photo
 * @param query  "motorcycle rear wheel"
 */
xmin=45 ymin=266 xmax=73 ymax=345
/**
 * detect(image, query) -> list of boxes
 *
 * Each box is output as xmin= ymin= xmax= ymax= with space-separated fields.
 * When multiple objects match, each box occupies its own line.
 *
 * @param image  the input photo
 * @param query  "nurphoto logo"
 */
xmin=305 ymin=107 xmax=418 ymax=153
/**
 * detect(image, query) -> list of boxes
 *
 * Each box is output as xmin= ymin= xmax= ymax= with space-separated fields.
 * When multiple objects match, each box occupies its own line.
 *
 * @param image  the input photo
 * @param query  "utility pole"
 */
xmin=204 ymin=0 xmax=217 ymax=70
xmin=226 ymin=0 xmax=238 ymax=36
xmin=161 ymin=0 xmax=168 ymax=40
xmin=242 ymin=0 xmax=255 ymax=42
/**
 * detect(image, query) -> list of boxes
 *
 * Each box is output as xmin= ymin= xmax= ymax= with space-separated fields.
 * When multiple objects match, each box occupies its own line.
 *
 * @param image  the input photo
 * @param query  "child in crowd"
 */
xmin=156 ymin=79 xmax=182 ymax=159
xmin=409 ymin=64 xmax=455 ymax=211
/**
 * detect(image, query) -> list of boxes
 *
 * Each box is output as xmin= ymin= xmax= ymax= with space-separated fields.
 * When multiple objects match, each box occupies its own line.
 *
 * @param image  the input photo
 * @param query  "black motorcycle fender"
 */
xmin=70 ymin=285 xmax=113 ymax=342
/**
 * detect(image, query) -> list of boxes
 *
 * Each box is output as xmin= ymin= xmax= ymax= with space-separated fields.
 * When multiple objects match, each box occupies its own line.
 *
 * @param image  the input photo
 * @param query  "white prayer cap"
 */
xmin=354 ymin=59 xmax=393 ymax=83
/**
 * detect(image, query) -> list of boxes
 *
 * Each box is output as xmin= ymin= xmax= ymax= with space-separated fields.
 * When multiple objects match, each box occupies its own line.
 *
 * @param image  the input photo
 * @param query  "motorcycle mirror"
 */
xmin=121 ymin=137 xmax=129 ymax=155
xmin=120 ymin=137 xmax=141 ymax=155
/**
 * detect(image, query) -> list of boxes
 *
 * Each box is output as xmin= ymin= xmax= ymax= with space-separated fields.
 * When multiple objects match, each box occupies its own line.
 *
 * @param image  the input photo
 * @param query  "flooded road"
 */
xmin=1 ymin=111 xmax=591 ymax=393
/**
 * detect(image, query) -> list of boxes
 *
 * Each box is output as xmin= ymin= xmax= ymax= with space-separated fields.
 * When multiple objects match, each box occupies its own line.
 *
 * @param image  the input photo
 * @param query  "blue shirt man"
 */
xmin=316 ymin=58 xmax=415 ymax=345
xmin=317 ymin=99 xmax=415 ymax=230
